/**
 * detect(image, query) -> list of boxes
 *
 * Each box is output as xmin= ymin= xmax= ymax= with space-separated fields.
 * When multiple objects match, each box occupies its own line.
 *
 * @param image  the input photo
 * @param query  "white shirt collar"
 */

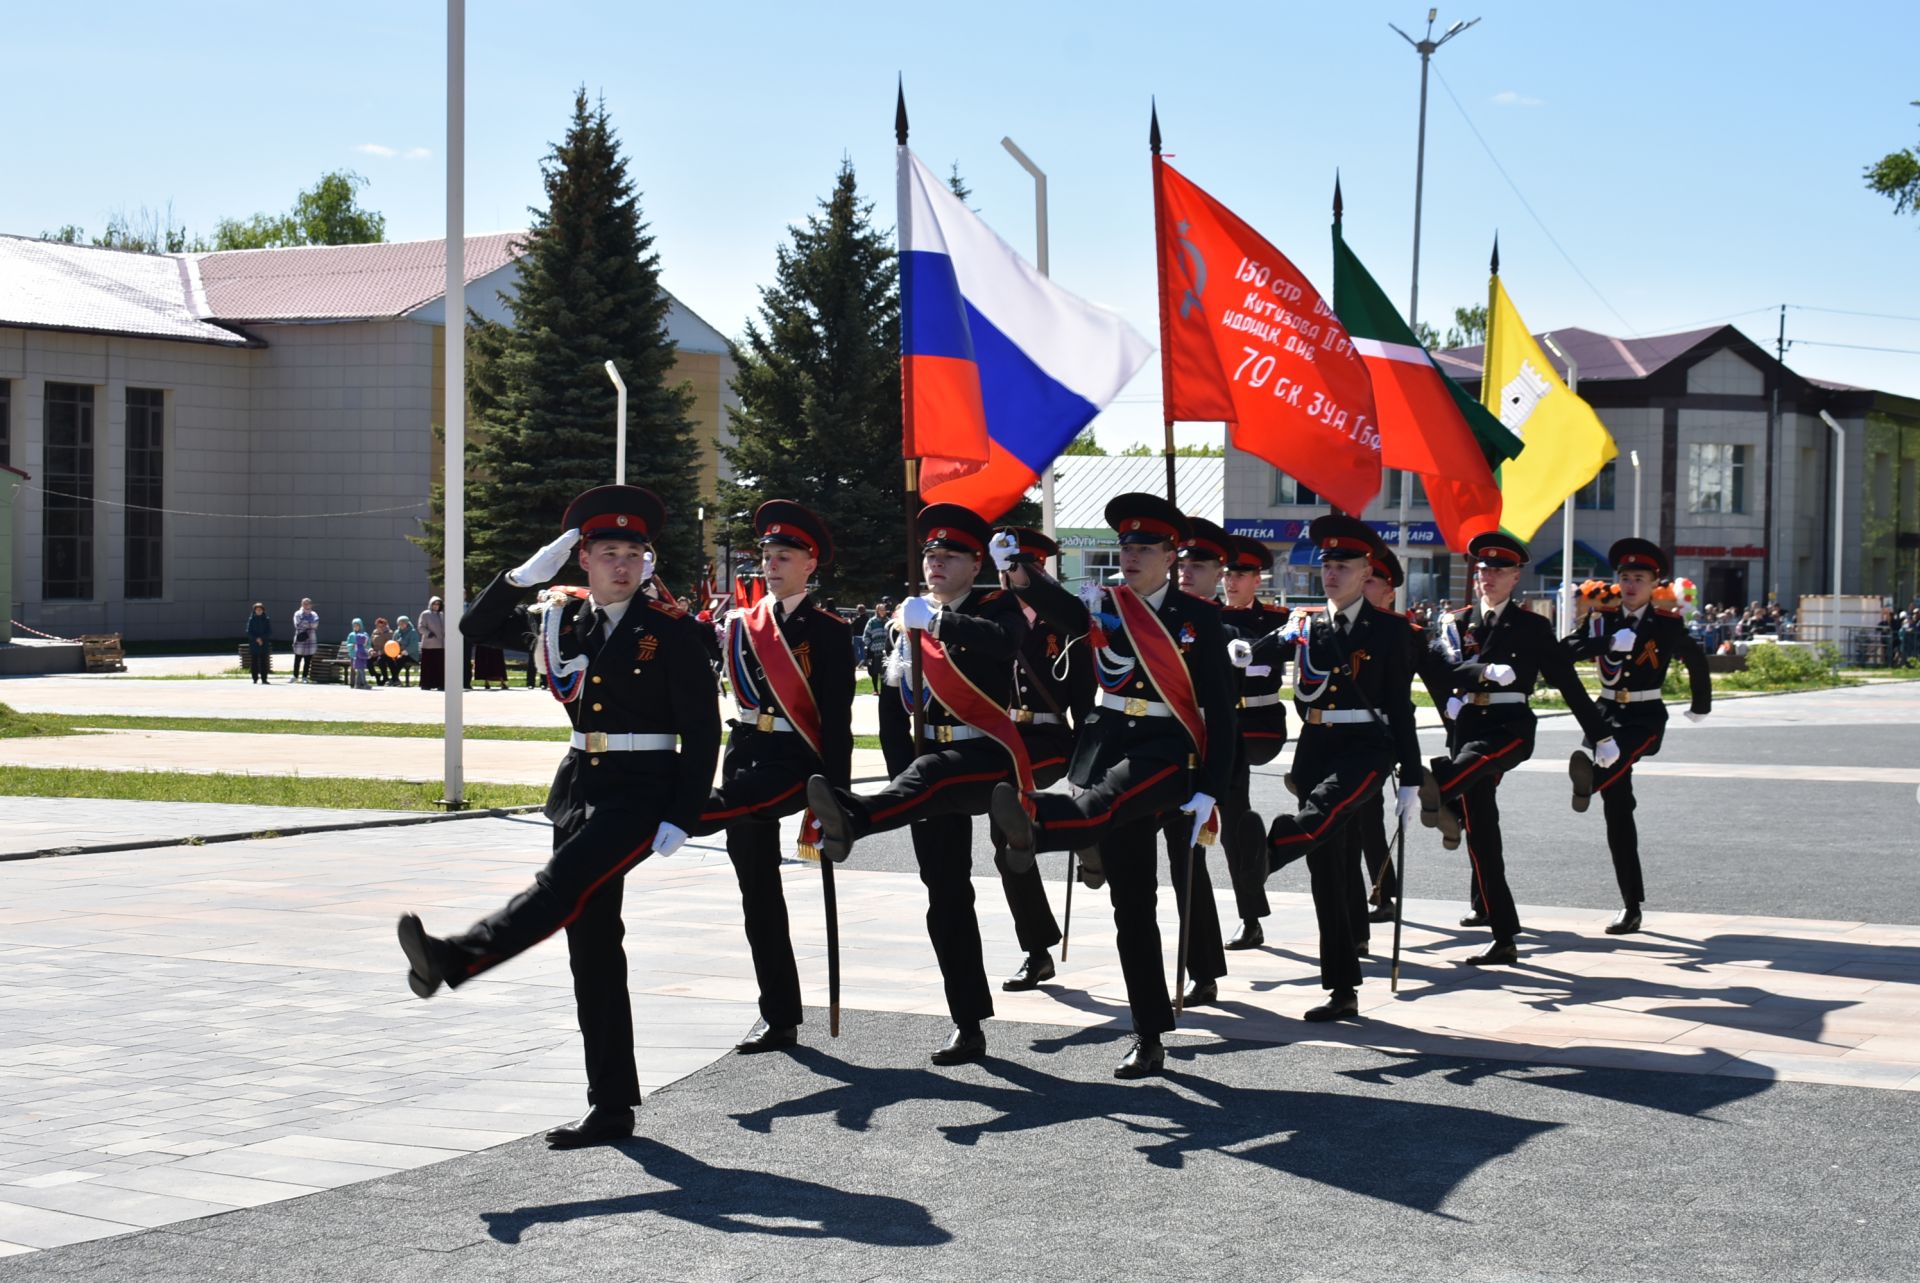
xmin=588 ymin=595 xmax=632 ymax=629
xmin=1328 ymin=595 xmax=1364 ymax=627
xmin=1143 ymin=581 xmax=1170 ymax=611
xmin=1478 ymin=596 xmax=1512 ymax=622
xmin=1622 ymin=603 xmax=1647 ymax=623
xmin=777 ymin=590 xmax=809 ymax=617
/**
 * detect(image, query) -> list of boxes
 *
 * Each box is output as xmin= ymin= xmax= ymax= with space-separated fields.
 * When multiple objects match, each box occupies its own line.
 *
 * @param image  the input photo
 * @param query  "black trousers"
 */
xmin=691 ymin=744 xmax=813 ymax=1030
xmin=439 ymin=805 xmax=664 ymax=1107
xmin=291 ymin=652 xmax=311 ymax=680
xmin=1213 ymin=746 xmax=1272 ymax=923
xmin=248 ymin=640 xmax=270 ymax=682
xmin=1268 ymin=732 xmax=1392 ymax=991
xmin=991 ymin=738 xmax=1068 ymax=956
xmin=1031 ymin=755 xmax=1191 ymax=1036
xmin=1589 ymin=722 xmax=1665 ymax=907
xmin=1162 ymin=816 xmax=1226 ymax=985
xmin=1357 ymin=783 xmax=1398 ymax=906
xmin=1432 ymin=724 xmax=1535 ymax=944
xmin=841 ymin=738 xmax=1018 ymax=837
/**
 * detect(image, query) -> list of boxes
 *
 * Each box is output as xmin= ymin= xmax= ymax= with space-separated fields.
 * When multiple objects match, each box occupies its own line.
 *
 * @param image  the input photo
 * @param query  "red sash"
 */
xmin=916 ymin=622 xmax=1036 ymax=812
xmin=738 ymin=599 xmax=826 ymax=761
xmin=1111 ymin=586 xmax=1208 ymax=762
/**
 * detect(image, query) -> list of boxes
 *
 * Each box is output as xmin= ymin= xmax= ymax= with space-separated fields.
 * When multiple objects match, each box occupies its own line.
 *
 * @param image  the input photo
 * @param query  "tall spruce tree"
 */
xmin=458 ymin=89 xmax=701 ymax=589
xmin=718 ymin=159 xmax=903 ymax=601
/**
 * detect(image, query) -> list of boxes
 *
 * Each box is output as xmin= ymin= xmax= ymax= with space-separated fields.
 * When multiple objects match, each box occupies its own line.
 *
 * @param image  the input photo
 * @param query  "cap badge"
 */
xmin=934 ymin=528 xmax=948 ymax=540
xmin=1128 ymin=520 xmax=1141 ymax=531
xmin=769 ymin=524 xmax=782 ymax=534
xmin=616 ymin=515 xmax=629 ymax=528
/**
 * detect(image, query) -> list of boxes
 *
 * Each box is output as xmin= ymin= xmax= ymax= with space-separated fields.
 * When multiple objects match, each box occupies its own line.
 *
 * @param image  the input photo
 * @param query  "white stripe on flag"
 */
xmin=902 ymin=150 xmax=1150 ymax=406
xmin=1351 ymin=337 xmax=1432 ymax=366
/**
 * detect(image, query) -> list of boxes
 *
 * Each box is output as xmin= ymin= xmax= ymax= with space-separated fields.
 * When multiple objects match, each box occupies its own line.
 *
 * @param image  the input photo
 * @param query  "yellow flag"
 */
xmin=1482 ymin=276 xmax=1618 ymax=540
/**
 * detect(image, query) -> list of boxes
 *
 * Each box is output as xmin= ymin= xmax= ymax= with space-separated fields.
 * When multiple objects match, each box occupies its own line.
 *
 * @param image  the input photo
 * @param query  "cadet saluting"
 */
xmin=395 ymin=486 xmax=721 ymax=1149
xmin=1564 ymin=536 xmax=1711 ymax=936
xmin=684 ymin=501 xmax=853 ymax=1054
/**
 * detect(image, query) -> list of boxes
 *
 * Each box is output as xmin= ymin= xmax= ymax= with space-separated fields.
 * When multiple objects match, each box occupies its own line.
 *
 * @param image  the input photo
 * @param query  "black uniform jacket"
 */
xmin=463 ymin=572 xmax=722 ymax=832
xmin=726 ymin=595 xmax=855 ymax=790
xmin=914 ymin=586 xmax=1028 ymax=733
xmin=1435 ymin=601 xmax=1607 ymax=741
xmin=1060 ymin=583 xmax=1237 ymax=800
xmin=1289 ymin=600 xmax=1424 ymax=786
xmin=1222 ymin=601 xmax=1290 ymax=740
xmin=1564 ymin=605 xmax=1712 ymax=725
xmin=1008 ymin=573 xmax=1095 ymax=729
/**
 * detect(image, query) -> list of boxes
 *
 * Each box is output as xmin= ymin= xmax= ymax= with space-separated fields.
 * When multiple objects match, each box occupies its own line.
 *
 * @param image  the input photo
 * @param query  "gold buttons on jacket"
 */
xmin=592 ymin=702 xmax=603 ymax=712
xmin=591 ymin=675 xmax=602 ymax=685
xmin=589 ymin=756 xmax=601 ymax=766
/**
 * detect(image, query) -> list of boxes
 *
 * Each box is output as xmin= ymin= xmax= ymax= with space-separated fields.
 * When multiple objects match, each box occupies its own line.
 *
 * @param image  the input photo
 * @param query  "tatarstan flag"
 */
xmin=1331 ymin=211 xmax=1522 ymax=551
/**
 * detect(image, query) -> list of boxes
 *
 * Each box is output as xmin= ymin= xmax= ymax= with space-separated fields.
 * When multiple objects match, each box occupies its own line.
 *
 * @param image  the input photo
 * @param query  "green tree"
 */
xmin=717 ymin=157 xmax=903 ymax=602
xmin=212 ymin=170 xmax=386 ymax=249
xmin=1063 ymin=429 xmax=1106 ymax=456
xmin=1119 ymin=441 xmax=1224 ymax=457
xmin=444 ymin=90 xmax=702 ymax=589
xmin=1413 ymin=304 xmax=1489 ymax=351
xmin=1864 ymin=100 xmax=1920 ymax=216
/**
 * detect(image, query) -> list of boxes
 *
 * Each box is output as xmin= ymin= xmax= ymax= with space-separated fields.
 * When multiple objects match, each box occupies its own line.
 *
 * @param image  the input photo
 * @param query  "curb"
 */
xmin=2 ymin=803 xmax=548 ymax=863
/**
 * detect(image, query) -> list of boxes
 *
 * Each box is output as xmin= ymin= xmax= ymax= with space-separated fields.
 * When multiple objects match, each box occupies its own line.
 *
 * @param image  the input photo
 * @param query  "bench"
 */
xmin=80 ymin=634 xmax=127 ymax=673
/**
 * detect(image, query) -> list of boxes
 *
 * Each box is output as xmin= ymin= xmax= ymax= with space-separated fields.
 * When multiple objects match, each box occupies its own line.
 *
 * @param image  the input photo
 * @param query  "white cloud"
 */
xmin=352 ymin=143 xmax=432 ymax=160
xmin=1491 ymin=90 xmax=1545 ymax=108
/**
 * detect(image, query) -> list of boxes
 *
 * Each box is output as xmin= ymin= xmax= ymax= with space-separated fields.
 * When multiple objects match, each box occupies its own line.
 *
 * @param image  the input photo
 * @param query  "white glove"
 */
xmin=1483 ymin=663 xmax=1516 ymax=687
xmin=653 ymin=821 xmax=689 ymax=857
xmin=1279 ymin=607 xmax=1311 ymax=642
xmin=1078 ymin=583 xmax=1105 ymax=613
xmin=1610 ymin=627 xmax=1636 ymax=654
xmin=1684 ymin=709 xmax=1708 ymax=724
xmin=900 ymin=595 xmax=935 ymax=631
xmin=1227 ymin=638 xmax=1252 ymax=669
xmin=1594 ymin=737 xmax=1621 ymax=768
xmin=1179 ymin=792 xmax=1216 ymax=849
xmin=989 ymin=530 xmax=1019 ymax=572
xmin=1445 ymin=696 xmax=1463 ymax=721
xmin=507 ymin=527 xmax=581 ymax=587
xmin=641 ymin=549 xmax=655 ymax=583
xmin=1395 ymin=784 xmax=1420 ymax=823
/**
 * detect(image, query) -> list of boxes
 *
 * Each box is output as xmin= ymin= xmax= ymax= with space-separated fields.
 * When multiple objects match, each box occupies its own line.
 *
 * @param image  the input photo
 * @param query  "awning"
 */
xmin=1286 ymin=540 xmax=1320 ymax=566
xmin=1533 ymin=540 xmax=1612 ymax=579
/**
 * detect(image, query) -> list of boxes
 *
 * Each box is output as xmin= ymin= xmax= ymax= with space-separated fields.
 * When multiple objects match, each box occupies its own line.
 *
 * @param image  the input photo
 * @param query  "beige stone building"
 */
xmin=0 ymin=234 xmax=736 ymax=641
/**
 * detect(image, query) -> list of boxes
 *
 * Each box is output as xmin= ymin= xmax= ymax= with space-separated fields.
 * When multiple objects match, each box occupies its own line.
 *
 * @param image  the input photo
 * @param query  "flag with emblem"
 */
xmin=1331 ymin=199 xmax=1521 ymax=551
xmin=899 ymin=134 xmax=1151 ymax=519
xmin=1482 ymin=271 xmax=1618 ymax=540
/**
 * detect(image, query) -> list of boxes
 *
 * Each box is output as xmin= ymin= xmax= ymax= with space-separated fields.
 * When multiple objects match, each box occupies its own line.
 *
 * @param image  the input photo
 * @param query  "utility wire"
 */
xmin=1430 ymin=64 xmax=1640 ymax=337
xmin=1789 ymin=339 xmax=1920 ymax=357
xmin=1790 ymin=304 xmax=1920 ymax=324
xmin=21 ymin=484 xmax=427 ymax=521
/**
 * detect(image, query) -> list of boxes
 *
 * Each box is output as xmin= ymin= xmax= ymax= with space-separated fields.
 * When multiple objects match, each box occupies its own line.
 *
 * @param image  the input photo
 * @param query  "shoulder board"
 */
xmin=1405 ymin=615 xmax=1423 ymax=631
xmin=647 ymin=598 xmax=688 ymax=619
xmin=1174 ymin=588 xmax=1221 ymax=610
xmin=809 ymin=605 xmax=850 ymax=628
xmin=977 ymin=589 xmax=1006 ymax=604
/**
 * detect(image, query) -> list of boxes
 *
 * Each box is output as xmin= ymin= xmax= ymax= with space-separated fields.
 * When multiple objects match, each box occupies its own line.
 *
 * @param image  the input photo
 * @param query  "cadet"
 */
xmin=1564 ymin=537 xmax=1711 ymax=935
xmin=993 ymin=493 xmax=1236 ymax=1078
xmin=395 ymin=486 xmax=721 ymax=1149
xmin=1218 ymin=535 xmax=1289 ymax=949
xmin=686 ymin=501 xmax=853 ymax=1054
xmin=1265 ymin=516 xmax=1422 ymax=1023
xmin=808 ymin=503 xmax=1029 ymax=1065
xmin=1418 ymin=531 xmax=1616 ymax=966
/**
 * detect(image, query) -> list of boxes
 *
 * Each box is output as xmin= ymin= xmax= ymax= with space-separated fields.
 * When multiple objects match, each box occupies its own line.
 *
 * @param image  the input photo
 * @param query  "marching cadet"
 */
xmin=1217 ymin=535 xmax=1289 ymax=950
xmin=1418 ymin=531 xmax=1616 ymax=966
xmin=1564 ymin=537 xmax=1711 ymax=935
xmin=992 ymin=493 xmax=1236 ymax=1079
xmin=395 ymin=486 xmax=721 ymax=1149
xmin=684 ymin=501 xmax=853 ymax=1054
xmin=991 ymin=526 xmax=1091 ymax=993
xmin=1156 ymin=518 xmax=1255 ymax=1005
xmin=807 ymin=503 xmax=1029 ymax=1065
xmin=1264 ymin=516 xmax=1422 ymax=1022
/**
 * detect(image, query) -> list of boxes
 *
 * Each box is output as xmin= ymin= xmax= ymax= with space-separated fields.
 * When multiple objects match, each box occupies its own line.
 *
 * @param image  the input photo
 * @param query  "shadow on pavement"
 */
xmin=479 ymin=1135 xmax=951 ymax=1247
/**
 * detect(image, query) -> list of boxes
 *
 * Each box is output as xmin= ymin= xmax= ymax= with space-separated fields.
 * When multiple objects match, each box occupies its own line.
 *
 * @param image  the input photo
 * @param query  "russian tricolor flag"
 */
xmin=900 ymin=148 xmax=1151 ymax=520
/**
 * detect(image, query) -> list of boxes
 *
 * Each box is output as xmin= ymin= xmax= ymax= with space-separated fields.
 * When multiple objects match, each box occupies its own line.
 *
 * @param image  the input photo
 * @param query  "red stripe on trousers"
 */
xmin=1437 ymin=736 xmax=1527 ymax=794
xmin=699 ymin=779 xmax=805 ymax=823
xmin=460 ymin=833 xmax=657 ymax=978
xmin=868 ymin=769 xmax=1008 ymax=824
xmin=1047 ymin=763 xmax=1182 ymax=830
xmin=1270 ymin=770 xmax=1382 ymax=846
xmin=1595 ymin=735 xmax=1658 ymax=792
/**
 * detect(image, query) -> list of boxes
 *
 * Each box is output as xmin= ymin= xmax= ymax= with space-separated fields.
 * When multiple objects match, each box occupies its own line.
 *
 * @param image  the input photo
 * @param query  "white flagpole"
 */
xmin=1002 ymin=136 xmax=1056 ymax=539
xmin=1542 ymin=333 xmax=1578 ymax=633
xmin=442 ymin=0 xmax=466 ymax=808
xmin=605 ymin=361 xmax=627 ymax=484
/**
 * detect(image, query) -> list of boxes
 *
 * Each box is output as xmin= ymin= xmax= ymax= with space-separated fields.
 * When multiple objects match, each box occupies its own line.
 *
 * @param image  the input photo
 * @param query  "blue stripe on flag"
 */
xmin=966 ymin=301 xmax=1099 ymax=473
xmin=900 ymin=251 xmax=974 ymax=362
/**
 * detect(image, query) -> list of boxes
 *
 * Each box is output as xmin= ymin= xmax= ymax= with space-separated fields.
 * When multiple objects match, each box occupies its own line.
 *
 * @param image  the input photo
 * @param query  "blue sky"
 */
xmin=6 ymin=1 xmax=1917 ymax=449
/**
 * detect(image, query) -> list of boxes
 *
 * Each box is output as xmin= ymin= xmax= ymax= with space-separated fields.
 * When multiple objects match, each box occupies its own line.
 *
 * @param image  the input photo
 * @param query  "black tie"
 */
xmin=583 ymin=607 xmax=608 ymax=659
xmin=1484 ymin=610 xmax=1497 ymax=632
xmin=1333 ymin=612 xmax=1349 ymax=636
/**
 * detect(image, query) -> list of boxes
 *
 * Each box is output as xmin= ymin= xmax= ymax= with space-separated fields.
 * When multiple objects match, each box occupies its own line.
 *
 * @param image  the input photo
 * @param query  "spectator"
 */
xmin=245 ymin=602 xmax=273 ymax=684
xmin=862 ymin=600 xmax=893 ymax=695
xmin=472 ymin=642 xmax=508 ymax=691
xmin=419 ymin=596 xmax=447 ymax=690
xmin=345 ymin=618 xmax=372 ymax=690
xmin=393 ymin=615 xmax=420 ymax=686
xmin=369 ymin=618 xmax=395 ymax=686
xmin=290 ymin=598 xmax=319 ymax=683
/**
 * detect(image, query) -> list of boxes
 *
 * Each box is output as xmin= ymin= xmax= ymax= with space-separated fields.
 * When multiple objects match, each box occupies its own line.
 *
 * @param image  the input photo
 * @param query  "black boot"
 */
xmin=1001 ymin=952 xmax=1055 ymax=991
xmin=806 ymin=775 xmax=856 ymax=862
xmin=1304 ymin=988 xmax=1359 ymax=1022
xmin=545 ymin=1105 xmax=635 ymax=1149
xmin=1115 ymin=1033 xmax=1166 ymax=1079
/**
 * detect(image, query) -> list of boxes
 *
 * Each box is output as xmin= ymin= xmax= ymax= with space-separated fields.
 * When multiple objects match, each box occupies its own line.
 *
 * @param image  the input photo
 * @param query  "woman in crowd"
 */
xmin=245 ymin=603 xmax=273 ymax=685
xmin=418 ymin=596 xmax=447 ymax=690
xmin=290 ymin=598 xmax=319 ymax=682
xmin=393 ymin=615 xmax=421 ymax=686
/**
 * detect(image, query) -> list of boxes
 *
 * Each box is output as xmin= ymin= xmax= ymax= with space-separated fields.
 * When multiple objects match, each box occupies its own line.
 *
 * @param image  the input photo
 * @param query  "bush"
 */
xmin=1721 ymin=642 xmax=1842 ymax=691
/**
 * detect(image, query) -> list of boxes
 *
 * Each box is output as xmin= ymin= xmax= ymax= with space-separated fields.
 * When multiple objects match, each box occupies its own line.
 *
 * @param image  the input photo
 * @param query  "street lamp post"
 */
xmin=1630 ymin=449 xmax=1643 ymax=538
xmin=1388 ymin=8 xmax=1480 ymax=607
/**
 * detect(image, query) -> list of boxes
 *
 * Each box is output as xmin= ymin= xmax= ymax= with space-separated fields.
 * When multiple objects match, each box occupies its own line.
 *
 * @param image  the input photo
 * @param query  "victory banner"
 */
xmin=1154 ymin=158 xmax=1382 ymax=516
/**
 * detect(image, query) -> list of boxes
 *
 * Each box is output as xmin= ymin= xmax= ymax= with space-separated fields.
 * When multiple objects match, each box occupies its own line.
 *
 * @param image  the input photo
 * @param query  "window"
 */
xmin=126 ymin=388 xmax=164 ymax=599
xmin=1080 ymin=548 xmax=1121 ymax=587
xmin=1575 ymin=459 xmax=1616 ymax=510
xmin=1271 ymin=470 xmax=1319 ymax=506
xmin=1386 ymin=471 xmax=1428 ymax=509
xmin=1688 ymin=443 xmax=1747 ymax=514
xmin=0 ymin=380 xmax=11 ymax=464
xmin=43 ymin=383 xmax=95 ymax=600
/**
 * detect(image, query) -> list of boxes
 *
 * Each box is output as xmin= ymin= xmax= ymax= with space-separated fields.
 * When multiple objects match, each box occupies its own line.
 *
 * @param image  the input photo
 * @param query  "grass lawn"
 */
xmin=0 ymin=765 xmax=547 ymax=811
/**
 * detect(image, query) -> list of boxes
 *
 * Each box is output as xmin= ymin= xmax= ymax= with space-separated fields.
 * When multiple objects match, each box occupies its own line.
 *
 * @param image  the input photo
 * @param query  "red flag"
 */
xmin=1155 ymin=159 xmax=1381 ymax=515
xmin=733 ymin=575 xmax=751 ymax=610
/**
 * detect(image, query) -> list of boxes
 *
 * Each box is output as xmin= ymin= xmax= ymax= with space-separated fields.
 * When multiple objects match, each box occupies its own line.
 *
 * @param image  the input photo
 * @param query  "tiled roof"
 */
xmin=0 ymin=235 xmax=253 ymax=346
xmin=194 ymin=232 xmax=525 ymax=322
xmin=1044 ymin=453 xmax=1224 ymax=531
xmin=1432 ymin=324 xmax=1727 ymax=384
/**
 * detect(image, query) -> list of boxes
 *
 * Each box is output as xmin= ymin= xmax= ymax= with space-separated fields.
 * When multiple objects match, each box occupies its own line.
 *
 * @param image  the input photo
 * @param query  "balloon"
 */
xmin=384 ymin=640 xmax=402 ymax=658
